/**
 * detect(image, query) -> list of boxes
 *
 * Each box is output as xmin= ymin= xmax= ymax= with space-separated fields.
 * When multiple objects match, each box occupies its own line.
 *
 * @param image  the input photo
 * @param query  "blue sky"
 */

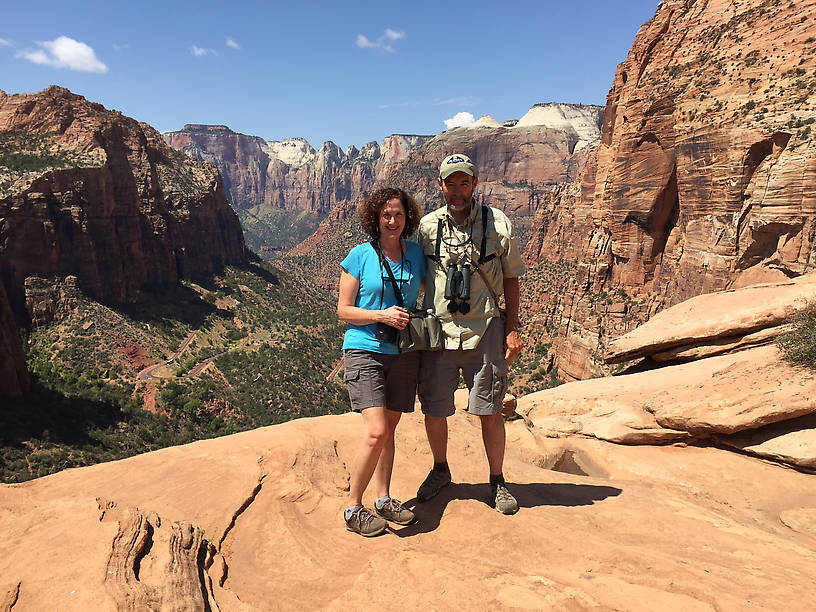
xmin=1 ymin=1 xmax=659 ymax=150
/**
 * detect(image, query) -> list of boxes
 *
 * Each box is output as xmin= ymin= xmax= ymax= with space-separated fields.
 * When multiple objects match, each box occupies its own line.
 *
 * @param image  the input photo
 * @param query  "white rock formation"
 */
xmin=471 ymin=114 xmax=502 ymax=128
xmin=262 ymin=138 xmax=316 ymax=167
xmin=514 ymin=103 xmax=603 ymax=151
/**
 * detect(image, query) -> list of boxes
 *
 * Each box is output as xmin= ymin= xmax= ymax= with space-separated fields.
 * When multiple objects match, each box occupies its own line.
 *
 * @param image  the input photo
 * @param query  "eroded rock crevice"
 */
xmin=103 ymin=506 xmax=215 ymax=611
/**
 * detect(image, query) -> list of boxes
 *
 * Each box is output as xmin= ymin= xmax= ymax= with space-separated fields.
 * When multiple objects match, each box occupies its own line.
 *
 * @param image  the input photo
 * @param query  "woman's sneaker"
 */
xmin=374 ymin=497 xmax=415 ymax=525
xmin=344 ymin=506 xmax=387 ymax=537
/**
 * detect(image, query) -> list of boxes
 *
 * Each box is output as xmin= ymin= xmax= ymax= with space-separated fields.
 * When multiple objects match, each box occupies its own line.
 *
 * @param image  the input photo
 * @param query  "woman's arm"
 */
xmin=337 ymin=268 xmax=409 ymax=328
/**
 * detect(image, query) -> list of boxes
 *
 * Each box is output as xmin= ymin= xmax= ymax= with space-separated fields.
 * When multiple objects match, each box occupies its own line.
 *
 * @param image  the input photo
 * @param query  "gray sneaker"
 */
xmin=375 ymin=497 xmax=415 ymax=525
xmin=345 ymin=506 xmax=387 ymax=537
xmin=417 ymin=467 xmax=452 ymax=502
xmin=492 ymin=483 xmax=519 ymax=515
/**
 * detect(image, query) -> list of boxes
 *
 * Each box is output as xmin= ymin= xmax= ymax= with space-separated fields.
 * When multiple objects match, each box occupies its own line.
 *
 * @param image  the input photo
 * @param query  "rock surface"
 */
xmin=605 ymin=272 xmax=816 ymax=363
xmin=2 ymin=409 xmax=815 ymax=610
xmin=520 ymin=344 xmax=816 ymax=445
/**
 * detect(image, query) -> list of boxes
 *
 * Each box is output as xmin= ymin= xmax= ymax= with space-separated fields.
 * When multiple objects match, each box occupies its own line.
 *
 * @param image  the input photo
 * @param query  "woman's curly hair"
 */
xmin=358 ymin=187 xmax=422 ymax=238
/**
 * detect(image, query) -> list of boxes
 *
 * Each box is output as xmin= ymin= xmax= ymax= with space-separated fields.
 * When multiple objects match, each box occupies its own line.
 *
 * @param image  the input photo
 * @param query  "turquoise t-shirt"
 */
xmin=341 ymin=241 xmax=427 ymax=354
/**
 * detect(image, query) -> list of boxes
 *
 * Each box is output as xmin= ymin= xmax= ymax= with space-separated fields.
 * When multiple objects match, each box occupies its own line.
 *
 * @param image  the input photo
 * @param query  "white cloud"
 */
xmin=17 ymin=36 xmax=107 ymax=72
xmin=226 ymin=38 xmax=240 ymax=49
xmin=378 ymin=100 xmax=420 ymax=110
xmin=434 ymin=96 xmax=478 ymax=107
xmin=356 ymin=34 xmax=376 ymax=49
xmin=356 ymin=28 xmax=405 ymax=53
xmin=444 ymin=112 xmax=475 ymax=129
xmin=384 ymin=29 xmax=405 ymax=41
xmin=190 ymin=45 xmax=217 ymax=57
xmin=0 ymin=39 xmax=12 ymax=47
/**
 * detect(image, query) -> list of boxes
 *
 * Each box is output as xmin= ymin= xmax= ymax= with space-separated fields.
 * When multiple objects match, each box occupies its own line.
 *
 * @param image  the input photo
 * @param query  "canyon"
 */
xmin=0 ymin=86 xmax=246 ymax=396
xmin=163 ymin=103 xmax=603 ymax=255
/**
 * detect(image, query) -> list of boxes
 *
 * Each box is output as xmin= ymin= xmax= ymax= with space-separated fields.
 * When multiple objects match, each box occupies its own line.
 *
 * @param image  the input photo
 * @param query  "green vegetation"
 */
xmin=1 ymin=257 xmax=348 ymax=483
xmin=777 ymin=303 xmax=816 ymax=369
xmin=238 ymin=206 xmax=325 ymax=256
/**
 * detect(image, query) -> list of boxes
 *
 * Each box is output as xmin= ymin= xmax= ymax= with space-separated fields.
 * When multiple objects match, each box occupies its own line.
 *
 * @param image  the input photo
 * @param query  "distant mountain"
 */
xmin=163 ymin=103 xmax=604 ymax=256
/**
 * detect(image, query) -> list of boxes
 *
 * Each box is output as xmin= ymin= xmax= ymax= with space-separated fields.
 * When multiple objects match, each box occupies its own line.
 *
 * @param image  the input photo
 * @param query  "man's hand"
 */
xmin=504 ymin=329 xmax=523 ymax=365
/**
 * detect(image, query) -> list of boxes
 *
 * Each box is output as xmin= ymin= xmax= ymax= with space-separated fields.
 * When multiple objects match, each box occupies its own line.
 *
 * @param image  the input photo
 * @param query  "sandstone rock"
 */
xmin=520 ymin=344 xmax=816 ymax=445
xmin=528 ymin=0 xmax=816 ymax=381
xmin=1 ymin=411 xmax=815 ymax=609
xmin=0 ymin=87 xmax=246 ymax=322
xmin=651 ymin=324 xmax=789 ymax=362
xmin=514 ymin=103 xmax=604 ymax=152
xmin=717 ymin=413 xmax=816 ymax=470
xmin=605 ymin=272 xmax=816 ymax=363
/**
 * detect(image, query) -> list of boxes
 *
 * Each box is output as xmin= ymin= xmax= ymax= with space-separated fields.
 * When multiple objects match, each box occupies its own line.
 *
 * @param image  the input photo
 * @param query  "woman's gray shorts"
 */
xmin=418 ymin=317 xmax=507 ymax=417
xmin=343 ymin=349 xmax=420 ymax=413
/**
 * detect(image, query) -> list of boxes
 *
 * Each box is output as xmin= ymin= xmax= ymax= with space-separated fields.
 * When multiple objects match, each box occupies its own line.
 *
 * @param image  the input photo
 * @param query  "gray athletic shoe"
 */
xmin=492 ymin=483 xmax=519 ymax=515
xmin=345 ymin=506 xmax=387 ymax=537
xmin=375 ymin=497 xmax=415 ymax=525
xmin=416 ymin=467 xmax=452 ymax=502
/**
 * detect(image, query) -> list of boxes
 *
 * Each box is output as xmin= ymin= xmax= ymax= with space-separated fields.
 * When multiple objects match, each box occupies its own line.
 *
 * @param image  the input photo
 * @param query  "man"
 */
xmin=416 ymin=153 xmax=525 ymax=514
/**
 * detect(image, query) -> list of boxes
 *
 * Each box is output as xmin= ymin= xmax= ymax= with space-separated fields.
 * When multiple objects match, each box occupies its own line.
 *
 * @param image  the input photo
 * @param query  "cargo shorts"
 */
xmin=343 ymin=349 xmax=420 ymax=413
xmin=418 ymin=317 xmax=507 ymax=417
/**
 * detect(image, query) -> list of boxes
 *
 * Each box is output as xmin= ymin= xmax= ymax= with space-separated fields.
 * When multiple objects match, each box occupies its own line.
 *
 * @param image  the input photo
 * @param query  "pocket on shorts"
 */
xmin=343 ymin=367 xmax=360 ymax=383
xmin=490 ymin=360 xmax=508 ymax=406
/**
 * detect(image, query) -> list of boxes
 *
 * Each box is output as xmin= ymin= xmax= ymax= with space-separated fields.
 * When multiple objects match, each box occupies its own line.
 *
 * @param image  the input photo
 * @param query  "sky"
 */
xmin=1 ymin=1 xmax=660 ymax=150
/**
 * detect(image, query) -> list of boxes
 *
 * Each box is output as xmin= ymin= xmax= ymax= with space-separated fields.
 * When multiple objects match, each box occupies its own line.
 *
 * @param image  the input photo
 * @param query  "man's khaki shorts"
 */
xmin=343 ymin=349 xmax=420 ymax=413
xmin=418 ymin=317 xmax=507 ymax=417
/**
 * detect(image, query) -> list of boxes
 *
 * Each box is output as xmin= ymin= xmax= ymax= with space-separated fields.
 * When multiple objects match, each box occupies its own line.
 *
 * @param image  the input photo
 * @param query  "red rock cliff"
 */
xmin=531 ymin=0 xmax=816 ymax=380
xmin=0 ymin=86 xmax=246 ymax=395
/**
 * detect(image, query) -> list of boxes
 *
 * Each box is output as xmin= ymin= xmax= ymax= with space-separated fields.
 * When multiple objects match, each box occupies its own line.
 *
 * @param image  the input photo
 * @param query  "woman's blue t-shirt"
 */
xmin=341 ymin=241 xmax=426 ymax=354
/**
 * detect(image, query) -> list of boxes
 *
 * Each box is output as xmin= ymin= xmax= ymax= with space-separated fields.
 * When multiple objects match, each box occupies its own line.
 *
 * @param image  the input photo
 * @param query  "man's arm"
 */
xmin=503 ymin=276 xmax=523 ymax=364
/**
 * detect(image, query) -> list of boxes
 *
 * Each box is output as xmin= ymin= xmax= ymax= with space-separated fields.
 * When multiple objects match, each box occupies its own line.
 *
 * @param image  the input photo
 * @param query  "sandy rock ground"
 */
xmin=2 ymin=408 xmax=815 ymax=611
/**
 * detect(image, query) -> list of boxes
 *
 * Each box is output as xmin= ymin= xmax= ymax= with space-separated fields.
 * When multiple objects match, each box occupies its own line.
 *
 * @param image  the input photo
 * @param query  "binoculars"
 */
xmin=444 ymin=263 xmax=471 ymax=314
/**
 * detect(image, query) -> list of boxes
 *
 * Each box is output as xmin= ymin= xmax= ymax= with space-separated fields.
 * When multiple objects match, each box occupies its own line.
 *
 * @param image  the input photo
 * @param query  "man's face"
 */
xmin=438 ymin=171 xmax=478 ymax=214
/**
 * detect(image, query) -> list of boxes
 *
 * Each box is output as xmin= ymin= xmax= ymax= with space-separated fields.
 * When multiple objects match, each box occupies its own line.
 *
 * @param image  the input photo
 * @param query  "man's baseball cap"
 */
xmin=439 ymin=153 xmax=475 ymax=179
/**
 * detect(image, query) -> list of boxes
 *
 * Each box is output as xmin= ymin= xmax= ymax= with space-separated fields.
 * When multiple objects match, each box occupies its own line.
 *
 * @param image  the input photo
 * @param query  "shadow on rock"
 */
xmin=391 ymin=482 xmax=622 ymax=537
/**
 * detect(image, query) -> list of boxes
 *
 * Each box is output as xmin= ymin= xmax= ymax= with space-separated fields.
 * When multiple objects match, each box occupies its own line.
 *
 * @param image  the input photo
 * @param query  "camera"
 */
xmin=444 ymin=263 xmax=471 ymax=314
xmin=375 ymin=322 xmax=398 ymax=344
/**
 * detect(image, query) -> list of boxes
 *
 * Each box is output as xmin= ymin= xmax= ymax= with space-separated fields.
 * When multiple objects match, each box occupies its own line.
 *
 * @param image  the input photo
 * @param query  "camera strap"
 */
xmin=371 ymin=240 xmax=405 ymax=308
xmin=473 ymin=264 xmax=502 ymax=313
xmin=433 ymin=205 xmax=496 ymax=265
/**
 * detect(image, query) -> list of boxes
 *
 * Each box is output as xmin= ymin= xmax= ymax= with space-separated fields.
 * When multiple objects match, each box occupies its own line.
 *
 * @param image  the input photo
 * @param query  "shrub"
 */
xmin=777 ymin=303 xmax=816 ymax=368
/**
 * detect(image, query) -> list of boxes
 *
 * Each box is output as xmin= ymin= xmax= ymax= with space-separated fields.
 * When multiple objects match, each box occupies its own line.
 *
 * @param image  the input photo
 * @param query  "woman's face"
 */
xmin=379 ymin=197 xmax=406 ymax=239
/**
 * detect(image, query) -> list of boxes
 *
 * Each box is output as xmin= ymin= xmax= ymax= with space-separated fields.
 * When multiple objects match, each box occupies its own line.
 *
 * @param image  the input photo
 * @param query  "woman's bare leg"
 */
xmin=347 ymin=407 xmax=388 ymax=507
xmin=373 ymin=409 xmax=402 ymax=499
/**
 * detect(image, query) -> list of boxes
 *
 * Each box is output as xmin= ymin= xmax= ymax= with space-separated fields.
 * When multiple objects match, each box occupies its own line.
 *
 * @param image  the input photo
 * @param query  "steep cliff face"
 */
xmin=0 ymin=86 xmax=246 ymax=395
xmin=0 ymin=280 xmax=27 ymax=396
xmin=162 ymin=127 xmax=409 ymax=253
xmin=531 ymin=0 xmax=816 ymax=380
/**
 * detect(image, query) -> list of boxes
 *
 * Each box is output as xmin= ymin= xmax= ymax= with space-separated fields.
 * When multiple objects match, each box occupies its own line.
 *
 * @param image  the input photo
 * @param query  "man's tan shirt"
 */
xmin=417 ymin=203 xmax=526 ymax=350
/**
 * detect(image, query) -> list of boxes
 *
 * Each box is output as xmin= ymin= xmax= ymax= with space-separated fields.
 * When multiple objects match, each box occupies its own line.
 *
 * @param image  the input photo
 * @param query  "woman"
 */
xmin=337 ymin=187 xmax=425 ymax=537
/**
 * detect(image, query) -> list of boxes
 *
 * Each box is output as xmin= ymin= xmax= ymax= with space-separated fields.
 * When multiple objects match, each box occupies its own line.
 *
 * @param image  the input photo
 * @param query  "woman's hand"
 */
xmin=380 ymin=306 xmax=409 ymax=330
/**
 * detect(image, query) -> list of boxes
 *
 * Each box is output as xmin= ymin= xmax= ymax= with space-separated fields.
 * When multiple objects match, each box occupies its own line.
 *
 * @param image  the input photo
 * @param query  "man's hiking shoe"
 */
xmin=375 ymin=497 xmax=415 ymax=525
xmin=345 ymin=506 xmax=387 ymax=537
xmin=417 ymin=467 xmax=451 ymax=502
xmin=491 ymin=482 xmax=519 ymax=515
